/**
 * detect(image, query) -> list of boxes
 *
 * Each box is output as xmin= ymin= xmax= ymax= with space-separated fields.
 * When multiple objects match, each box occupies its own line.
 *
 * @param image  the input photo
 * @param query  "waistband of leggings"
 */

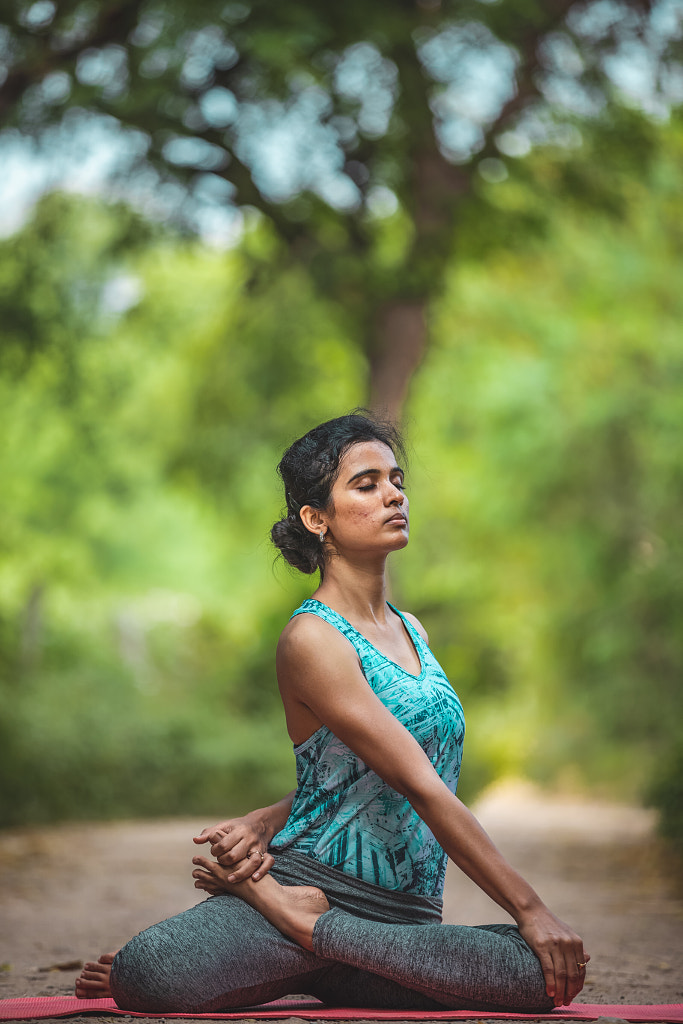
xmin=269 ymin=848 xmax=443 ymax=925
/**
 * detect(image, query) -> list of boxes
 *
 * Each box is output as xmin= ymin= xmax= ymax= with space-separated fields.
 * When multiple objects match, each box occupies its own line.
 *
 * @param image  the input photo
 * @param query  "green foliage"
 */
xmin=0 ymin=191 xmax=357 ymax=827
xmin=398 ymin=115 xmax=683 ymax=826
xmin=1 ymin=114 xmax=683 ymax=843
xmin=170 ymin=250 xmax=365 ymax=501
xmin=2 ymin=0 xmax=677 ymax=416
xmin=0 ymin=644 xmax=295 ymax=826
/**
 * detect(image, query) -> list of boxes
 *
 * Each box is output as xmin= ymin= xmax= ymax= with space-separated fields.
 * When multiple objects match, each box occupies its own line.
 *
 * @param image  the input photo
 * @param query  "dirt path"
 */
xmin=1 ymin=781 xmax=681 ymax=1016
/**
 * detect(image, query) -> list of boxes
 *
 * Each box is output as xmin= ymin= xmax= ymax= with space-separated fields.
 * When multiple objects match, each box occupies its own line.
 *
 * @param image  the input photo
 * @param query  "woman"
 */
xmin=76 ymin=412 xmax=588 ymax=1013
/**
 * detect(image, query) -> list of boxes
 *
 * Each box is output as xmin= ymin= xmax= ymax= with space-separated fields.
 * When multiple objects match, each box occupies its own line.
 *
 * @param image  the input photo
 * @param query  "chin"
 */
xmin=389 ymin=533 xmax=410 ymax=552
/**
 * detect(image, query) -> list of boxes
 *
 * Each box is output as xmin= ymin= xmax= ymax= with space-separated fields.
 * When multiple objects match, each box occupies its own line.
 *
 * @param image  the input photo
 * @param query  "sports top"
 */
xmin=269 ymin=599 xmax=465 ymax=897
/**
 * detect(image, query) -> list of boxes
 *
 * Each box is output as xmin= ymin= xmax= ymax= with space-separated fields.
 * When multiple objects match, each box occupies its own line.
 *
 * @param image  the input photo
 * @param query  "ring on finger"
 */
xmin=576 ymin=962 xmax=587 ymax=969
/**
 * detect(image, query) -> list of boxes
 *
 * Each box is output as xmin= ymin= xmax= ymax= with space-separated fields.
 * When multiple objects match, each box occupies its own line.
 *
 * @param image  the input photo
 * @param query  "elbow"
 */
xmin=386 ymin=765 xmax=445 ymax=811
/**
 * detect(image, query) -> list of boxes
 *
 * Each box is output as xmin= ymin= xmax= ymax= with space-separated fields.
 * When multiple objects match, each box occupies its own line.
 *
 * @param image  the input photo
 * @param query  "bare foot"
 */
xmin=251 ymin=880 xmax=330 ymax=950
xmin=192 ymin=855 xmax=329 ymax=950
xmin=75 ymin=951 xmax=118 ymax=998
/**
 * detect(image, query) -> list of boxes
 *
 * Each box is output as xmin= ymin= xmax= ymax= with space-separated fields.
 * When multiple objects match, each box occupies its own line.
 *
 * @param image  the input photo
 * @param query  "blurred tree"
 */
xmin=398 ymin=113 xmax=683 ymax=811
xmin=1 ymin=0 xmax=679 ymax=417
xmin=1 ymin=114 xmax=681 ymax=831
xmin=0 ymin=191 xmax=350 ymax=825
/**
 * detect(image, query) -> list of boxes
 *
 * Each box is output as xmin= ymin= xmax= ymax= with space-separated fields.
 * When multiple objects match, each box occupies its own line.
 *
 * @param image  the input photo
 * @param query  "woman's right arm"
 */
xmin=193 ymin=790 xmax=295 ymax=881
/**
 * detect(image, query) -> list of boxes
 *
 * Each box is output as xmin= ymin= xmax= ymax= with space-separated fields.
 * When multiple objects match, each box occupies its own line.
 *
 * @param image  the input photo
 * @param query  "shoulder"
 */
xmin=277 ymin=611 xmax=358 ymax=674
xmin=398 ymin=610 xmax=429 ymax=645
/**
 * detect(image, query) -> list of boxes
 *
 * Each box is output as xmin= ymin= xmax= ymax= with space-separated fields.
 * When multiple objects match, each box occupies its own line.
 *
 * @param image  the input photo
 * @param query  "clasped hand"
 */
xmin=191 ymin=816 xmax=275 ymax=894
xmin=517 ymin=903 xmax=590 ymax=1007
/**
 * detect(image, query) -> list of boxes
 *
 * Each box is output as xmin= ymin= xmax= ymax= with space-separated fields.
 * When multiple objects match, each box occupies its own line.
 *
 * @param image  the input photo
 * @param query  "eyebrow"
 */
xmin=346 ymin=465 xmax=404 ymax=484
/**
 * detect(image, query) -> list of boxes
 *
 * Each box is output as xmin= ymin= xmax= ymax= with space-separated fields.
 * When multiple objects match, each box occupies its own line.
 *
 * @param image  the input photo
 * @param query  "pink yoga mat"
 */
xmin=1 ymin=996 xmax=682 ymax=1022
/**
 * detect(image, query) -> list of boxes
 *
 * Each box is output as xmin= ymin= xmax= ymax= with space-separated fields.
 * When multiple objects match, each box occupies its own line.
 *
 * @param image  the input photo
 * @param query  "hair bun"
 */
xmin=271 ymin=517 xmax=321 ymax=575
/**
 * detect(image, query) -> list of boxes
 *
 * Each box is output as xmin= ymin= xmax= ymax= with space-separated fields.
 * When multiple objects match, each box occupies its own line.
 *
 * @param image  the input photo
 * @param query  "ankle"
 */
xmin=282 ymin=890 xmax=329 ymax=950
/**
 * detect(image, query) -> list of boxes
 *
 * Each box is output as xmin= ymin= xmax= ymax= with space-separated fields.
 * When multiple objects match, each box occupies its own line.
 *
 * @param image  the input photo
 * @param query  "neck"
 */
xmin=313 ymin=554 xmax=391 ymax=625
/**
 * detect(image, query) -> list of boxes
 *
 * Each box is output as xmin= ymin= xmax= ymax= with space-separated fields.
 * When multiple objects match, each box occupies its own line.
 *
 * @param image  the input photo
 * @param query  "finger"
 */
xmin=193 ymin=832 xmax=222 ymax=847
xmin=215 ymin=837 xmax=250 ymax=865
xmin=194 ymin=879 xmax=218 ymax=893
xmin=566 ymin=963 xmax=582 ymax=1003
xmin=196 ymin=873 xmax=221 ymax=890
xmin=566 ymin=950 xmax=590 ymax=1002
xmin=556 ymin=957 xmax=569 ymax=1007
xmin=203 ymin=828 xmax=228 ymax=847
xmin=551 ymin=950 xmax=571 ymax=1007
xmin=535 ymin=949 xmax=555 ymax=1003
xmin=194 ymin=823 xmax=229 ymax=842
xmin=234 ymin=848 xmax=266 ymax=877
xmin=562 ymin=943 xmax=589 ymax=1004
xmin=193 ymin=873 xmax=215 ymax=885
xmin=192 ymin=861 xmax=218 ymax=879
xmin=192 ymin=855 xmax=215 ymax=872
xmin=252 ymin=852 xmax=275 ymax=881
xmin=219 ymin=852 xmax=263 ymax=883
xmin=214 ymin=827 xmax=248 ymax=847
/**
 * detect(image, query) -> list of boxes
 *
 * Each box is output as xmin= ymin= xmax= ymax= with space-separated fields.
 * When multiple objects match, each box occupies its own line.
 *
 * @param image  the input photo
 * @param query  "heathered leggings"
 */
xmin=109 ymin=851 xmax=553 ymax=1014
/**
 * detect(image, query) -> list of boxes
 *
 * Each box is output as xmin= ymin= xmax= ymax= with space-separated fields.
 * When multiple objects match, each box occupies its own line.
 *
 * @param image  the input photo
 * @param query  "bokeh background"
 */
xmin=0 ymin=0 xmax=681 ymax=847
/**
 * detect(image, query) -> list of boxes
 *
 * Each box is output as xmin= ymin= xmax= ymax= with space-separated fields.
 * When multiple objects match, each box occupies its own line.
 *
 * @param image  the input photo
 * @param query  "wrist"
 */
xmin=243 ymin=807 xmax=272 ymax=842
xmin=512 ymin=891 xmax=545 ymax=924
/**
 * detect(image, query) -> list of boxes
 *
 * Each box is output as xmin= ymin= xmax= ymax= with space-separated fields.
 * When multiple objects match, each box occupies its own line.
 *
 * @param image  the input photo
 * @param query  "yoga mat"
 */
xmin=1 ymin=997 xmax=682 ymax=1022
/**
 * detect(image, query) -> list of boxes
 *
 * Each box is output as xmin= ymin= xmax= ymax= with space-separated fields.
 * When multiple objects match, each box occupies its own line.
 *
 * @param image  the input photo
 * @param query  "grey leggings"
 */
xmin=109 ymin=851 xmax=552 ymax=1015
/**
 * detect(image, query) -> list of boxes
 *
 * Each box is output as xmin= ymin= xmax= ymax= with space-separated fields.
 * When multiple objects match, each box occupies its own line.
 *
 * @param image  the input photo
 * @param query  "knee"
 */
xmin=110 ymin=932 xmax=195 ymax=1013
xmin=483 ymin=924 xmax=555 ymax=1013
xmin=109 ymin=938 xmax=158 ymax=1013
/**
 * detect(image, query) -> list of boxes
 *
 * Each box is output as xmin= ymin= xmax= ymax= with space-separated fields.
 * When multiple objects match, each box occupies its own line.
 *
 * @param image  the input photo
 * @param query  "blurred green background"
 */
xmin=0 ymin=1 xmax=681 ymax=845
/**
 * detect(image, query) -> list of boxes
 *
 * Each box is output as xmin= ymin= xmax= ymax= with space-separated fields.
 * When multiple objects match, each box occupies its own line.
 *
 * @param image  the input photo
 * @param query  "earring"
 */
xmin=319 ymin=531 xmax=325 ymax=543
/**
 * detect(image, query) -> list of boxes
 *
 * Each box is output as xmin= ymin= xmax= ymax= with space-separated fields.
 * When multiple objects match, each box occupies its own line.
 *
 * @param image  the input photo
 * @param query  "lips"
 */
xmin=385 ymin=513 xmax=407 ymax=525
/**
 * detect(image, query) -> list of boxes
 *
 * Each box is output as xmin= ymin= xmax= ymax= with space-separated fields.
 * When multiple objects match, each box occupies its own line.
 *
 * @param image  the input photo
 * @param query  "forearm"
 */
xmin=410 ymin=781 xmax=542 ymax=922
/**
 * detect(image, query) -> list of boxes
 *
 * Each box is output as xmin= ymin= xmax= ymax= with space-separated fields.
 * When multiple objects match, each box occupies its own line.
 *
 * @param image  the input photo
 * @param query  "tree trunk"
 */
xmin=369 ymin=300 xmax=428 ymax=422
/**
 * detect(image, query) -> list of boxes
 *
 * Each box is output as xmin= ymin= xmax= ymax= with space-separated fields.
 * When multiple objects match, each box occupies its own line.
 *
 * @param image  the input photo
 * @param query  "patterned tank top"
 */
xmin=269 ymin=599 xmax=465 ymax=897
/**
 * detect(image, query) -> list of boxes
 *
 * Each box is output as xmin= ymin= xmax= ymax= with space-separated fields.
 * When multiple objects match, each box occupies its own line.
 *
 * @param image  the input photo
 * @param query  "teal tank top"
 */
xmin=269 ymin=599 xmax=465 ymax=897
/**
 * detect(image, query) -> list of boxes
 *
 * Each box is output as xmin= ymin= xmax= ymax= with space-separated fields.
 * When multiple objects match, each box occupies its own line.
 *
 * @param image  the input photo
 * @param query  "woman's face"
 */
xmin=322 ymin=440 xmax=409 ymax=557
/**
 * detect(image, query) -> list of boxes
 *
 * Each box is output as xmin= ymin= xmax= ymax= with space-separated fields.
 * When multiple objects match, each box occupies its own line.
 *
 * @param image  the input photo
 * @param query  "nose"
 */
xmin=385 ymin=482 xmax=405 ymax=505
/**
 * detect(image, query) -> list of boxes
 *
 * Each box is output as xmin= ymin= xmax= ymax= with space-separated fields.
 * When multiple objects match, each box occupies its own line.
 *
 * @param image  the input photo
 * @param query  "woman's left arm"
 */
xmin=279 ymin=619 xmax=588 ymax=1008
xmin=408 ymin=780 xmax=588 ymax=1005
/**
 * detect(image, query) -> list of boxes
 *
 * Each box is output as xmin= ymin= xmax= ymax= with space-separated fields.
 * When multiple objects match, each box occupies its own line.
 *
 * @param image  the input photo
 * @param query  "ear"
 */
xmin=299 ymin=505 xmax=328 ymax=538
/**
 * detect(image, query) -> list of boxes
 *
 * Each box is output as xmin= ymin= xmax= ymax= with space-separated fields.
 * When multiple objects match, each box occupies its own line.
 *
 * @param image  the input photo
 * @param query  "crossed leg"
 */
xmin=77 ymin=868 xmax=550 ymax=1014
xmin=191 ymin=864 xmax=552 ymax=1012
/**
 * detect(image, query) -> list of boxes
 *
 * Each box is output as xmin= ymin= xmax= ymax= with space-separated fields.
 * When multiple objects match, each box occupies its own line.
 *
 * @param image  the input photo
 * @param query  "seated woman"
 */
xmin=76 ymin=412 xmax=588 ymax=1013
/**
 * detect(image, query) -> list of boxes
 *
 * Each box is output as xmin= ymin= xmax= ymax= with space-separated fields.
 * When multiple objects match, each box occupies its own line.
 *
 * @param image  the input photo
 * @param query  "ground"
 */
xmin=1 ymin=781 xmax=681 ymax=1023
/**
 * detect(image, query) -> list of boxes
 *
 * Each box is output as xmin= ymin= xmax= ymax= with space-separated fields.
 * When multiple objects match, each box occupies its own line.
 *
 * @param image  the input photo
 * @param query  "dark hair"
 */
xmin=271 ymin=411 xmax=406 ymax=575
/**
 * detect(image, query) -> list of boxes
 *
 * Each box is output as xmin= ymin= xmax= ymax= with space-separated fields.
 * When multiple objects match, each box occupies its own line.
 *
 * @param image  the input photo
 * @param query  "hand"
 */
xmin=517 ymin=904 xmax=590 ymax=1007
xmin=192 ymin=854 xmax=250 ymax=895
xmin=192 ymin=818 xmax=274 ymax=882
